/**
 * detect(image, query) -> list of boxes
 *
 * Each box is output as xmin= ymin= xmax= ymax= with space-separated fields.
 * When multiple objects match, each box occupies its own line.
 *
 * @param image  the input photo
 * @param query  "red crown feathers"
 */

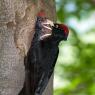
xmin=37 ymin=10 xmax=46 ymax=17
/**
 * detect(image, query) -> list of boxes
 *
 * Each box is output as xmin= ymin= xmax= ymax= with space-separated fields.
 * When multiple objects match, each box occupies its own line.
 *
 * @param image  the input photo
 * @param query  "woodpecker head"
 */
xmin=52 ymin=23 xmax=69 ymax=41
xmin=36 ymin=11 xmax=69 ymax=41
xmin=41 ymin=21 xmax=69 ymax=42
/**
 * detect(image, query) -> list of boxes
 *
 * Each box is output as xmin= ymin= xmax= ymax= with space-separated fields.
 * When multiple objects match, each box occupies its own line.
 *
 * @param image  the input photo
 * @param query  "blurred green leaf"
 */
xmin=54 ymin=0 xmax=95 ymax=95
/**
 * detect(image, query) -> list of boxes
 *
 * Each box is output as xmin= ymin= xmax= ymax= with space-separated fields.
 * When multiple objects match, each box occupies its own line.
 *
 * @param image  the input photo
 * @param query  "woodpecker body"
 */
xmin=19 ymin=13 xmax=69 ymax=95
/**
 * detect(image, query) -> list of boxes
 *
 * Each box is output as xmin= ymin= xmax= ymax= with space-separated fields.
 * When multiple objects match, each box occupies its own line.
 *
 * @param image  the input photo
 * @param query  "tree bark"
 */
xmin=0 ymin=0 xmax=56 ymax=95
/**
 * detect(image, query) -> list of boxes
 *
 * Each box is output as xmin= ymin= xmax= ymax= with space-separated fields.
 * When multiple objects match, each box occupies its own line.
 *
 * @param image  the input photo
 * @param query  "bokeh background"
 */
xmin=54 ymin=0 xmax=95 ymax=95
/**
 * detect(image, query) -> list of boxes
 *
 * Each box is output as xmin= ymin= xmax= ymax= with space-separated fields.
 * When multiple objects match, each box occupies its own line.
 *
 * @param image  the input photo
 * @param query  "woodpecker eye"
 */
xmin=38 ymin=19 xmax=41 ymax=22
xmin=55 ymin=24 xmax=59 ymax=28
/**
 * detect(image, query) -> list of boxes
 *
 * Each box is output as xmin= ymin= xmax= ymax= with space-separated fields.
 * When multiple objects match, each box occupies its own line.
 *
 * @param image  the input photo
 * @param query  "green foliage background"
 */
xmin=54 ymin=0 xmax=95 ymax=95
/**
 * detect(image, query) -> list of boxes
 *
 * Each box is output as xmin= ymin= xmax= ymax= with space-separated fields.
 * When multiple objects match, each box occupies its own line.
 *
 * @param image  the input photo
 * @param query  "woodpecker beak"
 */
xmin=42 ymin=19 xmax=54 ymax=30
xmin=40 ymin=19 xmax=54 ymax=40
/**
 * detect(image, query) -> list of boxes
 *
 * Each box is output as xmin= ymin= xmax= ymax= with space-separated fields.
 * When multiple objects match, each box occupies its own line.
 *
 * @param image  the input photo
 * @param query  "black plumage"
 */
xmin=19 ymin=17 xmax=69 ymax=95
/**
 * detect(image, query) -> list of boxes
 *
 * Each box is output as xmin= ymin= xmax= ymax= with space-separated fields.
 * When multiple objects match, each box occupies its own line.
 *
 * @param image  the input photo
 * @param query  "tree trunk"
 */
xmin=0 ymin=0 xmax=56 ymax=95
